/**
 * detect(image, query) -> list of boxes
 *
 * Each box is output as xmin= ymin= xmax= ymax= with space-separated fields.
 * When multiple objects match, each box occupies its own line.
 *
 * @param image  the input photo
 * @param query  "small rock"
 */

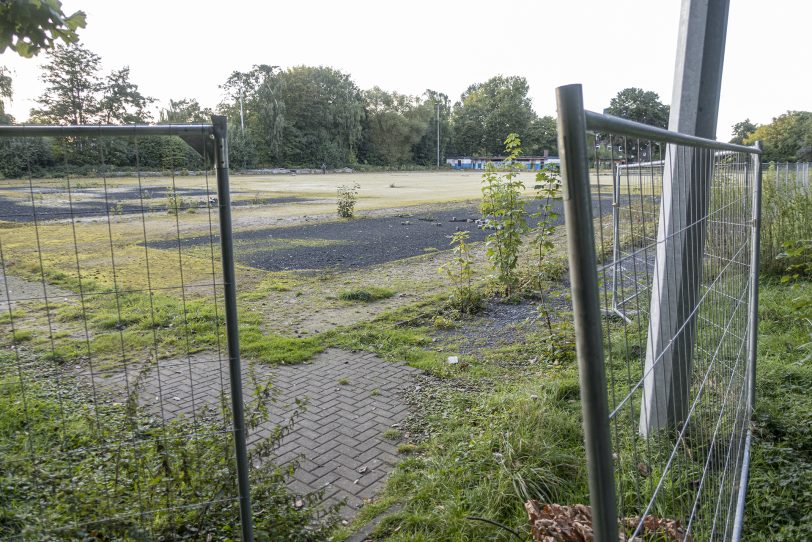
xmin=530 ymin=394 xmax=539 ymax=401
xmin=354 ymin=479 xmax=359 ymax=484
xmin=400 ymin=221 xmax=411 ymax=225
xmin=637 ymin=462 xmax=652 ymax=477
xmin=357 ymin=466 xmax=368 ymax=474
xmin=341 ymin=520 xmax=349 ymax=526
xmin=293 ymin=498 xmax=304 ymax=509
xmin=447 ymin=356 xmax=459 ymax=364
xmin=173 ymin=397 xmax=181 ymax=401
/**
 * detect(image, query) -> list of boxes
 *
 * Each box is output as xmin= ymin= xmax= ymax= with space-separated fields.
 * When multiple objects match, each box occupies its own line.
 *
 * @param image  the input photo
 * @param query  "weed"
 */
xmin=338 ymin=287 xmax=395 ymax=303
xmin=396 ymin=443 xmax=418 ymax=454
xmin=431 ymin=315 xmax=458 ymax=330
xmin=337 ymin=182 xmax=360 ymax=218
xmin=383 ymin=428 xmax=403 ymax=440
xmin=371 ymin=389 xmax=381 ymax=396
xmin=438 ymin=230 xmax=483 ymax=315
xmin=338 ymin=377 xmax=349 ymax=385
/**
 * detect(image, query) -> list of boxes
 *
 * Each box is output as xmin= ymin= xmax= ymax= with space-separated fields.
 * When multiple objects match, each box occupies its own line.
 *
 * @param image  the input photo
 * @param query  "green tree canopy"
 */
xmin=0 ymin=67 xmax=12 ymax=124
xmin=30 ymin=43 xmax=101 ymax=125
xmin=160 ymin=98 xmax=211 ymax=124
xmin=101 ymin=67 xmax=153 ymax=124
xmin=362 ymin=87 xmax=431 ymax=165
xmin=730 ymin=118 xmax=758 ymax=145
xmin=265 ymin=66 xmax=364 ymax=167
xmin=451 ymin=75 xmax=536 ymax=156
xmin=0 ymin=0 xmax=85 ymax=57
xmin=605 ymin=87 xmax=670 ymax=128
xmin=744 ymin=111 xmax=812 ymax=162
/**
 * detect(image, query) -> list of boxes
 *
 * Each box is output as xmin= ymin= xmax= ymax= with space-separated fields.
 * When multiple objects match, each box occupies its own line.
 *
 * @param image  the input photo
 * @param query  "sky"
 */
xmin=0 ymin=0 xmax=809 ymax=140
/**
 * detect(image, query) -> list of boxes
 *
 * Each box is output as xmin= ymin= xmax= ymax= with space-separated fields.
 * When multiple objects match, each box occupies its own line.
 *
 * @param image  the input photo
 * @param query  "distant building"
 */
xmin=447 ymin=155 xmax=559 ymax=171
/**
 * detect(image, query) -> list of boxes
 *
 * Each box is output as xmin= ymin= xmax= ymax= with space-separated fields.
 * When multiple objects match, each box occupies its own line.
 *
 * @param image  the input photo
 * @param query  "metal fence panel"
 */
xmin=0 ymin=121 xmax=254 ymax=540
xmin=557 ymin=84 xmax=761 ymax=541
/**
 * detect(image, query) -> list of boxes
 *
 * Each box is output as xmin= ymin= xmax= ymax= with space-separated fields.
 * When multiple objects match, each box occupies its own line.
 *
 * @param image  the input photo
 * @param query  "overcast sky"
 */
xmin=1 ymin=0 xmax=809 ymax=140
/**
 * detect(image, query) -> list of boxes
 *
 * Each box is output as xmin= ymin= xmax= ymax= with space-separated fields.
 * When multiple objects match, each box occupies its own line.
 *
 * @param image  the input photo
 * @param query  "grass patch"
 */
xmin=338 ymin=286 xmax=396 ymax=303
xmin=382 ymin=428 xmax=403 ymax=441
xmin=743 ymin=279 xmax=812 ymax=540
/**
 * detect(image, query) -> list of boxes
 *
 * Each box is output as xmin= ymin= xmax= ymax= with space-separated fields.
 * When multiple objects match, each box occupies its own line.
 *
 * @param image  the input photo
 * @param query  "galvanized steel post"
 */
xmin=556 ymin=84 xmax=619 ymax=542
xmin=212 ymin=115 xmax=255 ymax=542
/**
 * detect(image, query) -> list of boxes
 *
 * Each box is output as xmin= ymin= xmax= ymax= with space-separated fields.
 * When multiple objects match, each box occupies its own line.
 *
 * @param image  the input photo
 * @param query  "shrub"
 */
xmin=481 ymin=134 xmax=527 ymax=296
xmin=336 ymin=182 xmax=360 ymax=218
xmin=438 ymin=230 xmax=483 ymax=315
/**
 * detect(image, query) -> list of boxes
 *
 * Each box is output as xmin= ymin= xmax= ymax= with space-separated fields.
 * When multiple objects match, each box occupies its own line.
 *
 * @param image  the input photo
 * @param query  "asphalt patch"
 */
xmin=149 ymin=198 xmax=613 ymax=271
xmin=0 ymin=185 xmax=309 ymax=222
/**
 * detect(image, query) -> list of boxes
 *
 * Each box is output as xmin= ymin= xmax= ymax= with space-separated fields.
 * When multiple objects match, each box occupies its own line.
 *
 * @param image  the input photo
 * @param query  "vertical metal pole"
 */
xmin=611 ymin=164 xmax=621 ymax=314
xmin=746 ymin=141 xmax=762 ymax=414
xmin=212 ymin=115 xmax=255 ymax=542
xmin=436 ymin=102 xmax=441 ymax=169
xmin=556 ymin=84 xmax=619 ymax=542
xmin=732 ymin=142 xmax=762 ymax=541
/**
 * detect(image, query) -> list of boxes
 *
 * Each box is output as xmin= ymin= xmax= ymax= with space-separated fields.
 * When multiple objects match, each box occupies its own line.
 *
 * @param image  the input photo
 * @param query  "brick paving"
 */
xmin=85 ymin=348 xmax=421 ymax=517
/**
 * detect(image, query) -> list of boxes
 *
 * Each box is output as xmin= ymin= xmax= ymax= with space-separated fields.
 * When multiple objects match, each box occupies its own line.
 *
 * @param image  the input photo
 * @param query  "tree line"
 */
xmin=1 ymin=42 xmax=809 ymax=178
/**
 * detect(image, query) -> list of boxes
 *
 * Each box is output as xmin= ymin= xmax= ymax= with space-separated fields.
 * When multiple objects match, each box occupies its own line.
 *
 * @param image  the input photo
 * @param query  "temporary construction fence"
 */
xmin=0 ymin=120 xmax=256 ymax=540
xmin=766 ymin=161 xmax=810 ymax=191
xmin=556 ymin=84 xmax=762 ymax=541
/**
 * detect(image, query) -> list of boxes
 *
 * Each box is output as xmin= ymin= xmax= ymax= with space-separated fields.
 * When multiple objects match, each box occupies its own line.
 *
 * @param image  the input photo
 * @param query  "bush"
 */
xmin=480 ymin=134 xmax=527 ymax=296
xmin=336 ymin=182 xmax=360 ymax=218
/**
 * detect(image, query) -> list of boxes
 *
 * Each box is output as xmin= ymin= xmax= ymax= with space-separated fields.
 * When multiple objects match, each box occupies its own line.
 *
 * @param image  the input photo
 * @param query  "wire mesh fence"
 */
xmin=556 ymin=84 xmax=762 ymax=541
xmin=0 ymin=121 xmax=256 ymax=540
xmin=765 ymin=161 xmax=810 ymax=192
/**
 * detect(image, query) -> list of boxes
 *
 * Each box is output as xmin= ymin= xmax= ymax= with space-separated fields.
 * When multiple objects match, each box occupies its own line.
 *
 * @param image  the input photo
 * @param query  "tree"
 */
xmin=411 ymin=89 xmax=452 ymax=166
xmin=525 ymin=115 xmax=558 ymax=156
xmin=362 ymin=87 xmax=429 ymax=165
xmin=101 ymin=67 xmax=153 ymax=124
xmin=160 ymin=98 xmax=210 ymax=123
xmin=729 ymin=119 xmax=757 ymax=145
xmin=0 ymin=67 xmax=12 ymax=124
xmin=266 ymin=66 xmax=364 ymax=167
xmin=0 ymin=0 xmax=86 ymax=57
xmin=451 ymin=76 xmax=536 ymax=156
xmin=30 ymin=43 xmax=101 ymax=125
xmin=744 ymin=111 xmax=812 ymax=162
xmin=604 ymin=88 xmax=669 ymax=161
xmin=605 ymin=88 xmax=670 ymax=128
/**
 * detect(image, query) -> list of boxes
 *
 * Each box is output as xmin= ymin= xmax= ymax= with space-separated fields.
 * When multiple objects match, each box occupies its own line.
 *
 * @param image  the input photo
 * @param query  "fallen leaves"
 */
xmin=525 ymin=501 xmax=692 ymax=542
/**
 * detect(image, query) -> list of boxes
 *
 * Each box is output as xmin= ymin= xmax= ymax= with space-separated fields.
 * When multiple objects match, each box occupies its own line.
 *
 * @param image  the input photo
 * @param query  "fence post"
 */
xmin=212 ymin=115 xmax=255 ymax=542
xmin=639 ymin=0 xmax=730 ymax=435
xmin=556 ymin=84 xmax=619 ymax=542
xmin=746 ymin=141 xmax=762 ymax=416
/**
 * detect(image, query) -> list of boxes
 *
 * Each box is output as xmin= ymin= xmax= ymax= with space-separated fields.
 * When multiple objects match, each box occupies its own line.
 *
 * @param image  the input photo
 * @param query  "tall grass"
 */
xmin=760 ymin=167 xmax=812 ymax=277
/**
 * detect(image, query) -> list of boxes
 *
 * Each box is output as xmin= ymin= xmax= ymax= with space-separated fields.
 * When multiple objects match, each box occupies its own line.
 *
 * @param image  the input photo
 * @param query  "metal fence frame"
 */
xmin=0 ymin=118 xmax=254 ymax=541
xmin=556 ymin=84 xmax=762 ymax=541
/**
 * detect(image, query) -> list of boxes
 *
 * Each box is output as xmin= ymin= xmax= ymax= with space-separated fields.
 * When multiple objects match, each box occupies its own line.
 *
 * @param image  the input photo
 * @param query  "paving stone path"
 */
xmin=85 ymin=348 xmax=421 ymax=517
